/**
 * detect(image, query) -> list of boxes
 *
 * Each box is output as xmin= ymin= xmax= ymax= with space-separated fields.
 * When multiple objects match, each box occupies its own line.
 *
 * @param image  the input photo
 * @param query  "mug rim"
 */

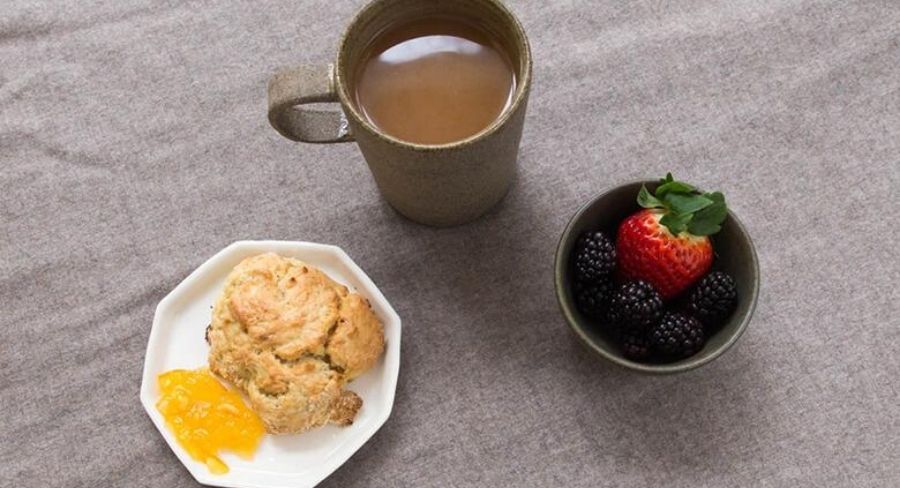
xmin=333 ymin=0 xmax=533 ymax=152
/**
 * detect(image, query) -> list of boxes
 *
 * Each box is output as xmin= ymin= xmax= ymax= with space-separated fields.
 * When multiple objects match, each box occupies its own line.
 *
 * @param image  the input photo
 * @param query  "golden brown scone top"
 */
xmin=207 ymin=253 xmax=384 ymax=434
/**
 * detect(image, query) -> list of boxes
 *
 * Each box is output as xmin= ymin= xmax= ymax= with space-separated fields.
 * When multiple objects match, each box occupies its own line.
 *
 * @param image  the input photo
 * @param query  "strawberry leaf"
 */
xmin=660 ymin=212 xmax=692 ymax=235
xmin=656 ymin=180 xmax=696 ymax=198
xmin=638 ymin=185 xmax=665 ymax=209
xmin=687 ymin=220 xmax=721 ymax=236
xmin=688 ymin=200 xmax=727 ymax=236
xmin=704 ymin=191 xmax=725 ymax=203
xmin=666 ymin=193 xmax=713 ymax=215
xmin=643 ymin=174 xmax=729 ymax=236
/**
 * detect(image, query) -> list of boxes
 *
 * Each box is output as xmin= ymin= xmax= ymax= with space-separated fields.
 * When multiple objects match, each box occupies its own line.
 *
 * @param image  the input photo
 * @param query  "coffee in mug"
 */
xmin=354 ymin=17 xmax=516 ymax=145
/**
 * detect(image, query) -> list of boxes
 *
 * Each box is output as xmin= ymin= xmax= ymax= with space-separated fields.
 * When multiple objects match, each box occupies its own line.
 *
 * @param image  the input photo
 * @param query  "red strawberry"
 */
xmin=617 ymin=209 xmax=712 ymax=299
xmin=616 ymin=174 xmax=728 ymax=300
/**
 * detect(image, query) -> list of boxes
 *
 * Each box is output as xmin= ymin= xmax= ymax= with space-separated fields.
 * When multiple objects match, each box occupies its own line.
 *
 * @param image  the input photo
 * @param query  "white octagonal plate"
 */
xmin=140 ymin=240 xmax=401 ymax=488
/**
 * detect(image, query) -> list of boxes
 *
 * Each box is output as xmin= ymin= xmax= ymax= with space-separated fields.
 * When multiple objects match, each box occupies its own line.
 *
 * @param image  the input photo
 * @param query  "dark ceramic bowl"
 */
xmin=554 ymin=181 xmax=759 ymax=374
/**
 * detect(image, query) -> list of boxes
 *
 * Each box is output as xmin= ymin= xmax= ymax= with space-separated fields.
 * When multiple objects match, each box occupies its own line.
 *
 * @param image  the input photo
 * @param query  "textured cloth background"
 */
xmin=2 ymin=0 xmax=899 ymax=486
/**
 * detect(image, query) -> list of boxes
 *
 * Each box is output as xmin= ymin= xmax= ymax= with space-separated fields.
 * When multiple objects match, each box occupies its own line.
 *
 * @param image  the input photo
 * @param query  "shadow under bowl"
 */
xmin=554 ymin=181 xmax=759 ymax=374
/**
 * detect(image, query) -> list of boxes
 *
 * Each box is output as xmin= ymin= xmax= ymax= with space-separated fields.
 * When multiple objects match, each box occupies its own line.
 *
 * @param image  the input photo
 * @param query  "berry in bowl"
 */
xmin=554 ymin=175 xmax=759 ymax=374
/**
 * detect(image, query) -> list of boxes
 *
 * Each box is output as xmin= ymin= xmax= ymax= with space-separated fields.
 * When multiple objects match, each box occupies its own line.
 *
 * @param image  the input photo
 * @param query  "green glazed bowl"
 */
xmin=554 ymin=181 xmax=759 ymax=374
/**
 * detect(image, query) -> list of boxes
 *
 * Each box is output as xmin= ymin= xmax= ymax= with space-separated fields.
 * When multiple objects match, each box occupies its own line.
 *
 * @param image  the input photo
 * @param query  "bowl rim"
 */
xmin=554 ymin=180 xmax=759 ymax=374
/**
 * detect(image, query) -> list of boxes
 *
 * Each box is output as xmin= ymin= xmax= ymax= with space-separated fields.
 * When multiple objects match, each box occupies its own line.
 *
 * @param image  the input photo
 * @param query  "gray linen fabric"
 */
xmin=2 ymin=0 xmax=899 ymax=486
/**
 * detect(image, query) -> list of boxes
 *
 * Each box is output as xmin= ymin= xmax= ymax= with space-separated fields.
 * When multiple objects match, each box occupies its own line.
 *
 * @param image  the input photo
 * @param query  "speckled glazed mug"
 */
xmin=267 ymin=0 xmax=532 ymax=227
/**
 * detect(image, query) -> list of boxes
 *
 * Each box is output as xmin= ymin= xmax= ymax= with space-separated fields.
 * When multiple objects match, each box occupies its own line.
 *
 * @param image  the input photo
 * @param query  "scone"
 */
xmin=207 ymin=253 xmax=385 ymax=434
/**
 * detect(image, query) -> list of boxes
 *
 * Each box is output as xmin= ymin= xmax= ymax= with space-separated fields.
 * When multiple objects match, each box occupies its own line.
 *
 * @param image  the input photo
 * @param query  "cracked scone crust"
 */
xmin=207 ymin=253 xmax=384 ymax=434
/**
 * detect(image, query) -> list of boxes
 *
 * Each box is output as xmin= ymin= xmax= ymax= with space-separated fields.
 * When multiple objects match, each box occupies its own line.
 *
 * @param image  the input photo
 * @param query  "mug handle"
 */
xmin=267 ymin=64 xmax=354 ymax=143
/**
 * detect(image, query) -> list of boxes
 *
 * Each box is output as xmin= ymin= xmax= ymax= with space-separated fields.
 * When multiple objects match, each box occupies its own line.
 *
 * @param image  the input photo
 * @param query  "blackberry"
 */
xmin=574 ymin=278 xmax=615 ymax=319
xmin=649 ymin=312 xmax=705 ymax=358
xmin=687 ymin=271 xmax=738 ymax=328
xmin=607 ymin=280 xmax=664 ymax=333
xmin=572 ymin=231 xmax=616 ymax=283
xmin=620 ymin=330 xmax=651 ymax=360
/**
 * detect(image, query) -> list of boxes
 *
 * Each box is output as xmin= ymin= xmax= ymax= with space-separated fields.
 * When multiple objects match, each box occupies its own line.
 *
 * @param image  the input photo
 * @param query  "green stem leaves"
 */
xmin=635 ymin=176 xmax=728 ymax=236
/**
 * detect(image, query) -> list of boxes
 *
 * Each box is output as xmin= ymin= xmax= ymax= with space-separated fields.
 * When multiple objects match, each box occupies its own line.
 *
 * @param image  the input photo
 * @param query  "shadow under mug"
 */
xmin=267 ymin=0 xmax=532 ymax=227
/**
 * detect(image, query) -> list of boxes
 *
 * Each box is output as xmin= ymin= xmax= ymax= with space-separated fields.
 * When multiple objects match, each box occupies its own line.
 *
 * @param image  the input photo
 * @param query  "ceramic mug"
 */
xmin=267 ymin=0 xmax=532 ymax=227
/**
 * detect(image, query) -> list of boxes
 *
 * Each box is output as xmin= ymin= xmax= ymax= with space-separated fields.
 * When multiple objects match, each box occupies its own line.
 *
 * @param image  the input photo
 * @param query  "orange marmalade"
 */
xmin=156 ymin=368 xmax=265 ymax=474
